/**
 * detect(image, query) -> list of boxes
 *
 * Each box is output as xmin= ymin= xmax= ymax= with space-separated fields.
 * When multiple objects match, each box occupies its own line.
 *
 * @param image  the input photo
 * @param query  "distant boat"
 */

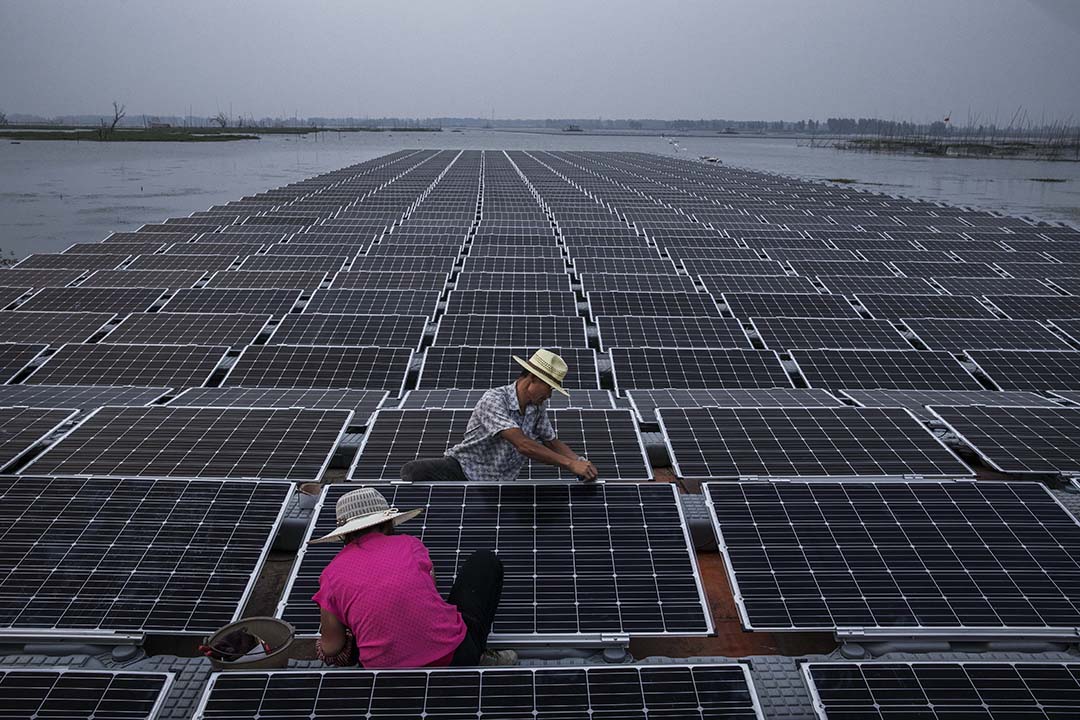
xmin=562 ymin=125 xmax=583 ymax=133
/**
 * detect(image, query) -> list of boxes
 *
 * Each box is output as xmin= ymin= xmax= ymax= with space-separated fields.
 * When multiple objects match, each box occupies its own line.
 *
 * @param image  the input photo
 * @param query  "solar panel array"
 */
xmin=0 ymin=670 xmax=173 ymax=720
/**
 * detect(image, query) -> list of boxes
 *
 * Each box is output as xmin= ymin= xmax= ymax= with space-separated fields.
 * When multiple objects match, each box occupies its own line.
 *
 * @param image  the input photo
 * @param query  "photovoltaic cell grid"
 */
xmin=104 ymin=313 xmax=271 ymax=346
xmin=26 ymin=344 xmax=227 ymax=388
xmin=303 ymin=289 xmax=440 ymax=318
xmin=931 ymin=405 xmax=1080 ymax=474
xmin=17 ymin=287 xmax=166 ymax=314
xmin=267 ymin=314 xmax=427 ymax=349
xmin=580 ymin=273 xmax=698 ymax=293
xmin=0 ymin=287 xmax=29 ymax=307
xmin=0 ymin=670 xmax=172 ymax=720
xmin=418 ymin=347 xmax=599 ymax=389
xmin=398 ymin=388 xmax=616 ymax=410
xmin=855 ymin=293 xmax=998 ymax=320
xmin=0 ymin=342 xmax=47 ymax=381
xmin=128 ymin=254 xmax=238 ymax=272
xmin=24 ymin=406 xmax=351 ymax=481
xmin=751 ymin=317 xmax=912 ymax=351
xmin=279 ymin=483 xmax=709 ymax=638
xmin=804 ymin=662 xmax=1080 ymax=720
xmin=456 ymin=272 xmax=572 ymax=292
xmin=445 ymin=290 xmax=578 ymax=316
xmin=350 ymin=409 xmax=651 ymax=481
xmin=223 ymin=346 xmax=412 ymax=392
xmin=0 ymin=311 xmax=115 ymax=345
xmin=816 ymin=275 xmax=940 ymax=296
xmin=588 ymin=291 xmax=720 ymax=317
xmin=597 ymin=316 xmax=751 ymax=350
xmin=195 ymin=665 xmax=760 ymax=720
xmin=968 ymin=350 xmax=1080 ymax=391
xmin=904 ymin=318 xmax=1074 ymax=351
xmin=661 ymin=407 xmax=970 ymax=478
xmin=330 ymin=271 xmax=448 ymax=290
xmin=168 ymin=388 xmax=387 ymax=425
xmin=988 ymin=294 xmax=1080 ymax=321
xmin=700 ymin=274 xmax=819 ymax=296
xmin=611 ymin=348 xmax=791 ymax=390
xmin=206 ymin=270 xmax=327 ymax=290
xmin=0 ymin=407 xmax=77 ymax=471
xmin=163 ymin=288 xmax=301 ymax=315
xmin=626 ymin=388 xmax=842 ymax=423
xmin=723 ymin=293 xmax=859 ymax=319
xmin=791 ymin=349 xmax=982 ymax=390
xmin=79 ymin=269 xmax=206 ymax=289
xmin=0 ymin=385 xmax=170 ymax=412
xmin=707 ymin=480 xmax=1080 ymax=633
xmin=0 ymin=476 xmax=290 ymax=635
xmin=841 ymin=389 xmax=1059 ymax=421
xmin=434 ymin=315 xmax=589 ymax=348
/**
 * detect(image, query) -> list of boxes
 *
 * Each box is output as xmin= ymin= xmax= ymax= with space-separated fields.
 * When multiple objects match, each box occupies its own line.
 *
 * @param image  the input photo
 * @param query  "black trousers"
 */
xmin=449 ymin=550 xmax=504 ymax=666
xmin=400 ymin=455 xmax=469 ymax=483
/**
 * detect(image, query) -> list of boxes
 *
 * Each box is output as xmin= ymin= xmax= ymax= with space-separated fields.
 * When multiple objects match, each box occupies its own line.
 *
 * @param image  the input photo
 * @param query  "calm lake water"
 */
xmin=1 ymin=129 xmax=1078 ymax=259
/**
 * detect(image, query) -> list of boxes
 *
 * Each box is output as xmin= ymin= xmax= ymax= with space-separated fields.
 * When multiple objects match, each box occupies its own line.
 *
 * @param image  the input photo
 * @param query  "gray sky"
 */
xmin=2 ymin=0 xmax=1079 ymax=122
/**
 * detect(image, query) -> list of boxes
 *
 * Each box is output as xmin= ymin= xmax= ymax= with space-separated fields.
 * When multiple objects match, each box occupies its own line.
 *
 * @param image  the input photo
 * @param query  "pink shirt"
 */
xmin=312 ymin=532 xmax=466 ymax=669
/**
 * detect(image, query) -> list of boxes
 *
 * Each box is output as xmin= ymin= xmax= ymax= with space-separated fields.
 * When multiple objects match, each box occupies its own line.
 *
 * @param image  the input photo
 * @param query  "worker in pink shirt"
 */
xmin=310 ymin=487 xmax=515 ymax=667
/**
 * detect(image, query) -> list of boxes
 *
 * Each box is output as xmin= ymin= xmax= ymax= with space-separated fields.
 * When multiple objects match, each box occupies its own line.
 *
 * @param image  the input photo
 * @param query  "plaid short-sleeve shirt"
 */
xmin=447 ymin=383 xmax=556 ymax=482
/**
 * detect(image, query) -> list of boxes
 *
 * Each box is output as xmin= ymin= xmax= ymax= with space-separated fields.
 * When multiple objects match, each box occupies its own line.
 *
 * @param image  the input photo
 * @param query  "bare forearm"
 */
xmin=517 ymin=437 xmax=576 ymax=470
xmin=544 ymin=438 xmax=579 ymax=460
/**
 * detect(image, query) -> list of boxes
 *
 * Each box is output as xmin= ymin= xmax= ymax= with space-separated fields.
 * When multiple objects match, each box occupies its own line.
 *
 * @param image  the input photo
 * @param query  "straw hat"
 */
xmin=308 ymin=488 xmax=422 ymax=544
xmin=513 ymin=348 xmax=570 ymax=396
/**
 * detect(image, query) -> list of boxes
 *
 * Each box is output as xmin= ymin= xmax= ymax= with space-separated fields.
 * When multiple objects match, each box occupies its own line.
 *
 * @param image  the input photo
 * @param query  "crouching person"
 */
xmin=310 ymin=487 xmax=514 ymax=667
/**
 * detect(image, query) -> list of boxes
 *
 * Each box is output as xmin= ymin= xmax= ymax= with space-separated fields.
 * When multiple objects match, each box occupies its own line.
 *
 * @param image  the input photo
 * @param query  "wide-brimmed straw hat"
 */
xmin=308 ymin=488 xmax=422 ymax=544
xmin=513 ymin=348 xmax=570 ymax=396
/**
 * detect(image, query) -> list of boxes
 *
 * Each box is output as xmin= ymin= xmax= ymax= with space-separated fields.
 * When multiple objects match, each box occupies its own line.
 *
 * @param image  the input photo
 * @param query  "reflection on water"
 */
xmin=1 ymin=130 xmax=1077 ymax=259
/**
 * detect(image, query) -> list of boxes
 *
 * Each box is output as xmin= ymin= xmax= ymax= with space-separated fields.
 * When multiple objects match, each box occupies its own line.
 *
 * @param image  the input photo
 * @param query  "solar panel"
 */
xmin=723 ymin=292 xmax=859 ymax=319
xmin=445 ymin=290 xmax=578 ymax=316
xmin=304 ymin=289 xmax=439 ymax=318
xmin=417 ymin=346 xmax=599 ymax=389
xmin=751 ymin=317 xmax=912 ymax=351
xmin=399 ymin=388 xmax=616 ymax=410
xmin=350 ymin=409 xmax=651 ymax=481
xmin=471 ymin=243 xmax=563 ymax=258
xmin=0 ymin=268 xmax=86 ymax=287
xmin=267 ymin=313 xmax=427 ymax=348
xmin=0 ymin=384 xmax=170 ymax=411
xmin=464 ymin=256 xmax=565 ymax=273
xmin=680 ymin=258 xmax=785 ymax=277
xmin=611 ymin=348 xmax=790 ymax=390
xmin=0 ymin=342 xmax=46 ymax=382
xmin=588 ymin=291 xmax=720 ymax=317
xmin=904 ymin=318 xmax=1074 ymax=351
xmin=280 ymin=482 xmax=707 ymax=638
xmin=0 ymin=311 xmax=114 ymax=345
xmin=842 ymin=388 xmax=1060 ymax=420
xmin=329 ymin=271 xmax=448 ymax=290
xmin=700 ymin=274 xmax=819 ymax=296
xmin=79 ymin=269 xmax=206 ymax=289
xmin=627 ymin=388 xmax=842 ymax=422
xmin=163 ymin=288 xmax=301 ymax=315
xmin=25 ymin=406 xmax=350 ymax=481
xmin=0 ymin=669 xmax=173 ymax=720
xmin=935 ymin=276 xmax=1058 ymax=296
xmin=169 ymin=387 xmax=386 ymax=425
xmin=576 ymin=273 xmax=695 ymax=294
xmin=815 ymin=275 xmax=939 ymax=296
xmin=104 ymin=313 xmax=271 ymax=346
xmin=999 ymin=261 xmax=1080 ymax=278
xmin=988 ymin=294 xmax=1080 ymax=321
xmin=856 ymin=293 xmax=998 ymax=319
xmin=433 ymin=315 xmax=589 ymax=347
xmin=597 ymin=315 xmax=751 ymax=350
xmin=0 ymin=476 xmax=291 ymax=634
xmin=127 ymin=254 xmax=237 ymax=271
xmin=0 ymin=407 xmax=77 ymax=471
xmin=967 ymin=349 xmax=1080 ymax=391
xmin=25 ymin=344 xmax=227 ymax=388
xmin=205 ymin=270 xmax=327 ymax=290
xmin=708 ymin=480 xmax=1080 ymax=632
xmin=456 ymin=272 xmax=572 ymax=291
xmin=15 ymin=253 xmax=129 ymax=270
xmin=791 ymin=349 xmax=982 ymax=390
xmin=263 ymin=242 xmax=363 ymax=257
xmin=804 ymin=661 xmax=1080 ymax=719
xmin=64 ymin=241 xmax=166 ymax=256
xmin=351 ymin=256 xmax=456 ymax=273
xmin=661 ymin=407 xmax=970 ymax=478
xmin=195 ymin=664 xmax=759 ymax=719
xmin=896 ymin=260 xmax=999 ymax=278
xmin=237 ymin=254 xmax=347 ymax=272
xmin=573 ymin=257 xmax=678 ymax=275
xmin=928 ymin=408 xmax=1080 ymax=474
xmin=223 ymin=345 xmax=411 ymax=393
xmin=164 ymin=242 xmax=263 ymax=256
xmin=789 ymin=260 xmax=896 ymax=277
xmin=17 ymin=287 xmax=166 ymax=314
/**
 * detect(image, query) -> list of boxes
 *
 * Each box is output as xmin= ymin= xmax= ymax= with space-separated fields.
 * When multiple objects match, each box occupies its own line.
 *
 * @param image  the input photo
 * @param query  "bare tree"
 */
xmin=0 ymin=110 xmax=7 ymax=126
xmin=111 ymin=101 xmax=126 ymax=131
xmin=213 ymin=111 xmax=229 ymax=128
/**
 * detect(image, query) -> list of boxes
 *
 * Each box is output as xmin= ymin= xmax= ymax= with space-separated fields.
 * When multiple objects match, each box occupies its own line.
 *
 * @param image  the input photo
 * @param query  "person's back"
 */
xmin=314 ymin=532 xmax=465 ymax=668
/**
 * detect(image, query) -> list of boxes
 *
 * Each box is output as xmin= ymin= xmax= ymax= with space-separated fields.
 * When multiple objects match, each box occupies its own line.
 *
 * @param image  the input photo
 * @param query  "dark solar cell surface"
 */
xmin=627 ymin=388 xmax=842 ymax=422
xmin=0 ymin=384 xmax=169 ymax=411
xmin=588 ymin=291 xmax=720 ymax=317
xmin=351 ymin=409 xmax=651 ymax=481
xmin=856 ymin=293 xmax=997 ymax=319
xmin=0 ymin=268 xmax=87 ymax=287
xmin=25 ymin=406 xmax=350 ymax=481
xmin=0 ymin=342 xmax=46 ymax=382
xmin=611 ymin=348 xmax=790 ymax=390
xmin=0 ymin=476 xmax=290 ymax=633
xmin=680 ymin=258 xmax=785 ymax=276
xmin=805 ymin=661 xmax=1080 ymax=719
xmin=224 ymin=345 xmax=412 ymax=392
xmin=456 ymin=272 xmax=572 ymax=291
xmin=597 ymin=315 xmax=751 ymax=350
xmin=708 ymin=481 xmax=1080 ymax=631
xmin=104 ymin=313 xmax=270 ymax=346
xmin=896 ymin=261 xmax=999 ymax=278
xmin=281 ymin=483 xmax=707 ymax=637
xmin=127 ymin=254 xmax=237 ymax=271
xmin=0 ymin=311 xmax=114 ymax=345
xmin=935 ymin=276 xmax=1058 ymax=296
xmin=445 ymin=290 xmax=579 ymax=316
xmin=0 ymin=670 xmax=172 ymax=720
xmin=464 ymin=257 xmax=565 ymax=274
xmin=791 ymin=349 xmax=983 ymax=390
xmin=399 ymin=388 xmax=615 ymax=410
xmin=304 ymin=289 xmax=440 ymax=317
xmin=197 ymin=665 xmax=757 ymax=719
xmin=17 ymin=287 xmax=166 ymax=314
xmin=268 ymin=313 xmax=427 ymax=348
xmin=26 ymin=343 xmax=227 ymax=388
xmin=968 ymin=349 xmax=1080 ymax=391
xmin=237 ymin=255 xmax=346 ymax=272
xmin=701 ymin=274 xmax=819 ymax=296
xmin=904 ymin=318 xmax=1074 ymax=351
xmin=724 ymin=292 xmax=859 ymax=319
xmin=15 ymin=253 xmax=129 ymax=271
xmin=752 ymin=317 xmax=912 ymax=350
xmin=661 ymin=407 xmax=969 ymax=478
xmin=329 ymin=271 xmax=448 ymax=290
xmin=987 ymin=295 xmax=1080 ymax=320
xmin=434 ymin=314 xmax=589 ymax=347
xmin=169 ymin=387 xmax=386 ymax=425
xmin=351 ymin=256 xmax=456 ymax=273
xmin=999 ymin=262 xmax=1080 ymax=278
xmin=206 ymin=270 xmax=327 ymax=290
xmin=162 ymin=288 xmax=301 ymax=315
xmin=815 ymin=275 xmax=939 ymax=296
xmin=842 ymin=388 xmax=1059 ymax=421
xmin=418 ymin=346 xmax=599 ymax=389
xmin=0 ymin=407 xmax=76 ymax=471
xmin=789 ymin=260 xmax=895 ymax=277
xmin=79 ymin=269 xmax=205 ymax=289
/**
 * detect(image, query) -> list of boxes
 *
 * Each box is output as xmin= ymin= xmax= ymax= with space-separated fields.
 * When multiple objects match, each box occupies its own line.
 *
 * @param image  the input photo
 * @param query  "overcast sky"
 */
xmin=2 ymin=0 xmax=1079 ymax=122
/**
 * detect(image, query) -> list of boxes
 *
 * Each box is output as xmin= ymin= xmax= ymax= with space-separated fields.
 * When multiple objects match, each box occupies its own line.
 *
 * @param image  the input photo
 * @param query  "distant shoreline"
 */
xmin=0 ymin=126 xmax=443 ymax=142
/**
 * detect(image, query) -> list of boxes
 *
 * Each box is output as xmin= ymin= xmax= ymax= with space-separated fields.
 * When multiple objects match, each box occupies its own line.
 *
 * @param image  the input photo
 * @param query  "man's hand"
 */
xmin=569 ymin=459 xmax=599 ymax=481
